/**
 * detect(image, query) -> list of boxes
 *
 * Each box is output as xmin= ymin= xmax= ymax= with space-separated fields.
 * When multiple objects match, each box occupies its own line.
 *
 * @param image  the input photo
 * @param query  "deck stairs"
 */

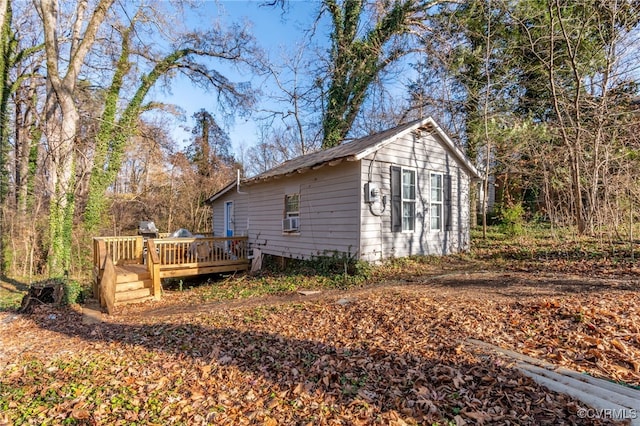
xmin=93 ymin=235 xmax=250 ymax=313
xmin=114 ymin=264 xmax=154 ymax=306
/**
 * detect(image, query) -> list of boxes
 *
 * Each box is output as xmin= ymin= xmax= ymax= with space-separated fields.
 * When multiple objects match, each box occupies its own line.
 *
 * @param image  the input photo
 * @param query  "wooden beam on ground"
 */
xmin=466 ymin=339 xmax=640 ymax=425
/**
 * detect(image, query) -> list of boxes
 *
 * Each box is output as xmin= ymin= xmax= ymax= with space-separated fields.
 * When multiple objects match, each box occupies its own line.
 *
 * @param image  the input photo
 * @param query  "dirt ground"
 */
xmin=123 ymin=269 xmax=638 ymax=319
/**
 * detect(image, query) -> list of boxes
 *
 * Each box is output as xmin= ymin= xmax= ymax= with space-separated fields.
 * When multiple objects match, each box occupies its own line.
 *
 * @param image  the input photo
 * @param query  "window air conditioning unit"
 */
xmin=282 ymin=217 xmax=299 ymax=232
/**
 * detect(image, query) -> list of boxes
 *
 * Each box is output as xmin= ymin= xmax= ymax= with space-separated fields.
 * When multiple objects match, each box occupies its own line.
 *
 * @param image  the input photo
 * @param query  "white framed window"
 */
xmin=284 ymin=194 xmax=299 ymax=218
xmin=430 ymin=173 xmax=443 ymax=231
xmin=402 ymin=168 xmax=416 ymax=232
xmin=283 ymin=193 xmax=300 ymax=232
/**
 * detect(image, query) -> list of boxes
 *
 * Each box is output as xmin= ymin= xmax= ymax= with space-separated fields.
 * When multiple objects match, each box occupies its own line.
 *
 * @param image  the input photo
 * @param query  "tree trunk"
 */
xmin=39 ymin=0 xmax=115 ymax=276
xmin=0 ymin=0 xmax=11 ymax=276
xmin=44 ymin=89 xmax=78 ymax=276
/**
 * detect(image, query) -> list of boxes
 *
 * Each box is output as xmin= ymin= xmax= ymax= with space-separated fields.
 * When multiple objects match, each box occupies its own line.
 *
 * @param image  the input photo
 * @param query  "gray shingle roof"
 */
xmin=207 ymin=117 xmax=481 ymax=203
xmin=244 ymin=119 xmax=422 ymax=184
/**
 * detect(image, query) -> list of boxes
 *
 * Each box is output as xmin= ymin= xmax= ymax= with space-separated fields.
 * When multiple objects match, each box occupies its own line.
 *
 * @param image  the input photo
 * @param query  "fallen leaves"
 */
xmin=1 ymin=272 xmax=637 ymax=425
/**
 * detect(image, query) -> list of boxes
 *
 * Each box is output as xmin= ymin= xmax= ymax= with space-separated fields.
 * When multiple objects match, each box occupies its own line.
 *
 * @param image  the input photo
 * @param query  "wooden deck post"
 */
xmin=135 ymin=236 xmax=144 ymax=264
xmin=94 ymin=239 xmax=108 ymax=304
xmin=100 ymin=255 xmax=116 ymax=315
xmin=146 ymin=239 xmax=162 ymax=300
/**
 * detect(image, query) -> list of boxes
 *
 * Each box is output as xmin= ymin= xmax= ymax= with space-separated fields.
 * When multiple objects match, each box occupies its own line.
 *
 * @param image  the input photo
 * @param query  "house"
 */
xmin=207 ymin=117 xmax=482 ymax=265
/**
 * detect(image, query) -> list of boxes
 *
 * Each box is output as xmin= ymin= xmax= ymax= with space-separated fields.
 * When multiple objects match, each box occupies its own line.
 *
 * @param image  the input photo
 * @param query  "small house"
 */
xmin=207 ymin=117 xmax=481 ymax=265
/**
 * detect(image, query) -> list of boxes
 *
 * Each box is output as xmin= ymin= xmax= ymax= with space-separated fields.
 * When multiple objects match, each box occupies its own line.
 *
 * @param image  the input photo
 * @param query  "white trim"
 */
xmin=355 ymin=126 xmax=420 ymax=161
xmin=424 ymin=117 xmax=482 ymax=180
xmin=355 ymin=117 xmax=482 ymax=180
xmin=224 ymin=201 xmax=234 ymax=237
xmin=430 ymin=172 xmax=443 ymax=231
xmin=207 ymin=181 xmax=236 ymax=203
xmin=283 ymin=193 xmax=300 ymax=234
xmin=401 ymin=167 xmax=416 ymax=233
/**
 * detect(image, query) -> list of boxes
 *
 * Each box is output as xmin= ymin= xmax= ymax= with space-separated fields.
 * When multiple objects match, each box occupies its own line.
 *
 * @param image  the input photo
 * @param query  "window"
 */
xmin=284 ymin=194 xmax=299 ymax=218
xmin=283 ymin=194 xmax=300 ymax=232
xmin=391 ymin=166 xmax=416 ymax=232
xmin=430 ymin=173 xmax=443 ymax=230
xmin=402 ymin=169 xmax=416 ymax=231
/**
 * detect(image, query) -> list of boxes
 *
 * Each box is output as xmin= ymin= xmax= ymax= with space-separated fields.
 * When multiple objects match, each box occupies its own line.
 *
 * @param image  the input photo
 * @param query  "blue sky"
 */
xmin=155 ymin=1 xmax=328 ymax=155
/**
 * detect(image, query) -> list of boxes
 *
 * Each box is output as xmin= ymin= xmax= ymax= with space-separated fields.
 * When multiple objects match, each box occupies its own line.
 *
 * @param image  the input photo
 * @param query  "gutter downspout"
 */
xmin=237 ymin=169 xmax=247 ymax=194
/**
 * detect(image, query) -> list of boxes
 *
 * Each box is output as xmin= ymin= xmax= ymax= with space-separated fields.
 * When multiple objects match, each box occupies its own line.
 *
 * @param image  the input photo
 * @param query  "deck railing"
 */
xmin=93 ymin=236 xmax=143 ymax=266
xmin=154 ymin=237 xmax=248 ymax=267
xmin=93 ymin=235 xmax=248 ymax=268
xmin=93 ymin=235 xmax=249 ymax=312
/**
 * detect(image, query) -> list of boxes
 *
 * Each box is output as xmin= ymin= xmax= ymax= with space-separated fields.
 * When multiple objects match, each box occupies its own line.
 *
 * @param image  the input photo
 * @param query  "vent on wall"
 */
xmin=282 ymin=217 xmax=299 ymax=232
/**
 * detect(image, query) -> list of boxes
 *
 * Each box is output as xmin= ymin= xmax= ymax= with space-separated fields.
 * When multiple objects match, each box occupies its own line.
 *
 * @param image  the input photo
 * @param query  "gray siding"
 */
xmin=211 ymin=126 xmax=474 ymax=264
xmin=359 ymin=131 xmax=472 ymax=262
xmin=212 ymin=189 xmax=249 ymax=237
xmin=215 ymin=161 xmax=362 ymax=260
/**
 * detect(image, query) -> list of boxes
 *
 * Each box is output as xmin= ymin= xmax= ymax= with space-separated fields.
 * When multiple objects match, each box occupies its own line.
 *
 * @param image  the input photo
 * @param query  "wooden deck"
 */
xmin=93 ymin=235 xmax=249 ymax=313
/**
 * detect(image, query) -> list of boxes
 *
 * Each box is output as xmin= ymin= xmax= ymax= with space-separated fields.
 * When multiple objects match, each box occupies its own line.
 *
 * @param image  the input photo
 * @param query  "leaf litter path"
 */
xmin=1 ymin=271 xmax=639 ymax=425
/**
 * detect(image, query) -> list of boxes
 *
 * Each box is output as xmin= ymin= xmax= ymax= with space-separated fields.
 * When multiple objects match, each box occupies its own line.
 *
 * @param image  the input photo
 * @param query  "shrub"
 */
xmin=499 ymin=203 xmax=525 ymax=236
xmin=262 ymin=251 xmax=371 ymax=288
xmin=63 ymin=279 xmax=86 ymax=305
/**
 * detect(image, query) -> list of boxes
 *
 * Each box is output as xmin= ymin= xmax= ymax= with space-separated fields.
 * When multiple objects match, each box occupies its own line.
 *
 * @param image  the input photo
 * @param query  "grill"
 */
xmin=138 ymin=221 xmax=159 ymax=239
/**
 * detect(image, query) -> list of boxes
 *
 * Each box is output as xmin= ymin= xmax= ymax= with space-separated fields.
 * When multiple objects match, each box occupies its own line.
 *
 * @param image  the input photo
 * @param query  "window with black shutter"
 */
xmin=390 ymin=166 xmax=402 ymax=232
xmin=391 ymin=166 xmax=416 ymax=232
xmin=430 ymin=173 xmax=443 ymax=230
xmin=444 ymin=175 xmax=452 ymax=231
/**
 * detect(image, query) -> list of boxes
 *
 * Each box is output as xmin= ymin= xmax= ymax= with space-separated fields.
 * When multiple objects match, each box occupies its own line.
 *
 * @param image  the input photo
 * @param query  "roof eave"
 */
xmin=205 ymin=180 xmax=237 ymax=204
xmin=427 ymin=117 xmax=483 ymax=180
xmin=354 ymin=117 xmax=482 ymax=180
xmin=243 ymin=155 xmax=359 ymax=185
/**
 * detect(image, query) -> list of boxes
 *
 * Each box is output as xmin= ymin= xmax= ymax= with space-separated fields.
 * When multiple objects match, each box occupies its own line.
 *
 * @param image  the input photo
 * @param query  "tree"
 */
xmin=0 ymin=0 xmax=45 ymax=274
xmin=38 ymin=0 xmax=115 ymax=276
xmin=0 ymin=0 xmax=12 ymax=274
xmin=258 ymin=39 xmax=323 ymax=157
xmin=83 ymin=7 xmax=256 ymax=235
xmin=188 ymin=109 xmax=234 ymax=174
xmin=513 ymin=0 xmax=640 ymax=234
xmin=321 ymin=0 xmax=443 ymax=148
xmin=243 ymin=123 xmax=298 ymax=176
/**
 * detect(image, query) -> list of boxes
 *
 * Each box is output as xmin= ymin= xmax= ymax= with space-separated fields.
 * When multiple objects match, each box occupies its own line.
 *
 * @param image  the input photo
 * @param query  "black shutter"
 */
xmin=444 ymin=174 xmax=452 ymax=231
xmin=391 ymin=166 xmax=402 ymax=232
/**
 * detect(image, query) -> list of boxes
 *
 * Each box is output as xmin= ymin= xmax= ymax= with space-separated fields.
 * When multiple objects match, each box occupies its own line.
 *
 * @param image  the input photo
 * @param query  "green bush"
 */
xmin=63 ymin=279 xmax=86 ymax=305
xmin=499 ymin=203 xmax=525 ymax=236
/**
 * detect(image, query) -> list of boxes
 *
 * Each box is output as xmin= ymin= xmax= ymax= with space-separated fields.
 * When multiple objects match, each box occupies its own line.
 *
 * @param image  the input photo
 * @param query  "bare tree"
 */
xmin=514 ymin=0 xmax=640 ymax=234
xmin=257 ymin=40 xmax=323 ymax=158
xmin=83 ymin=6 xmax=256 ymax=235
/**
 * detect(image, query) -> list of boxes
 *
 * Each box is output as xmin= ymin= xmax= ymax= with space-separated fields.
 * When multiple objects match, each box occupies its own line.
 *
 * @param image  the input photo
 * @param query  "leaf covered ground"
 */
xmin=1 ymin=229 xmax=640 ymax=425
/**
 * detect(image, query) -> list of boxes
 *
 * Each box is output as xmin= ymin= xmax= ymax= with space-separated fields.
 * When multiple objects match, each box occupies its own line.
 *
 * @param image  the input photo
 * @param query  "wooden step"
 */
xmin=115 ymin=287 xmax=152 ymax=303
xmin=116 ymin=280 xmax=148 ymax=292
xmin=116 ymin=270 xmax=150 ymax=284
xmin=115 ymin=263 xmax=150 ymax=283
xmin=114 ymin=277 xmax=153 ymax=306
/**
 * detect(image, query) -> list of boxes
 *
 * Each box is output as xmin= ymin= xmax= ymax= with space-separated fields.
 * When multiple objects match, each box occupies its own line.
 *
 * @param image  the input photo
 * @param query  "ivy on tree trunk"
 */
xmin=321 ymin=0 xmax=433 ymax=148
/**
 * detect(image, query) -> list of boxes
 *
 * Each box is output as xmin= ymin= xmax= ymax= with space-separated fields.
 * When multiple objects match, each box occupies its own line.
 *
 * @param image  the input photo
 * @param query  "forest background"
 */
xmin=1 ymin=0 xmax=639 ymax=281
